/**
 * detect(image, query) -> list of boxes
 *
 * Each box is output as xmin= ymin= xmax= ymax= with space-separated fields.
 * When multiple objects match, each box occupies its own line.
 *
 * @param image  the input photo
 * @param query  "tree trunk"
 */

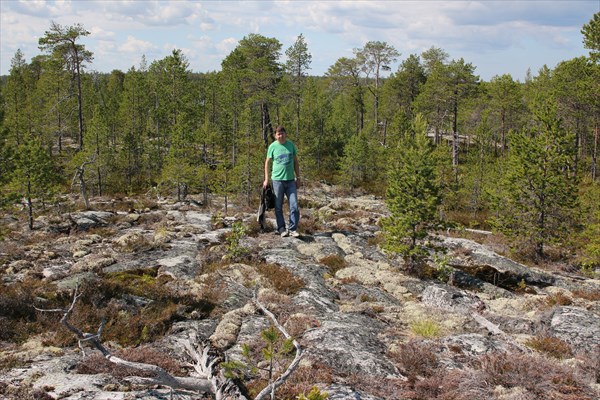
xmin=592 ymin=123 xmax=598 ymax=181
xmin=452 ymin=97 xmax=459 ymax=183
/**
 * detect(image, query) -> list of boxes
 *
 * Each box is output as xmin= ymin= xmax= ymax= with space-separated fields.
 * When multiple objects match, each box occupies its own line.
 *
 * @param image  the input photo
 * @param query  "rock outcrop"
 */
xmin=1 ymin=189 xmax=598 ymax=400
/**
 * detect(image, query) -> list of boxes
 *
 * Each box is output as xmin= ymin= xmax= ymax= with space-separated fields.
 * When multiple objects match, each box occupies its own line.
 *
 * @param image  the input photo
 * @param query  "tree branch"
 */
xmin=253 ymin=288 xmax=304 ymax=400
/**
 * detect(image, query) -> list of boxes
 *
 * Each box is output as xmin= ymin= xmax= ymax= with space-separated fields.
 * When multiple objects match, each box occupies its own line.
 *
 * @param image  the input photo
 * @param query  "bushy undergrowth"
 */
xmin=0 ymin=269 xmax=218 ymax=347
xmin=359 ymin=343 xmax=598 ymax=400
xmin=256 ymin=263 xmax=305 ymax=295
xmin=75 ymin=346 xmax=185 ymax=377
xmin=319 ymin=255 xmax=347 ymax=274
xmin=525 ymin=335 xmax=573 ymax=359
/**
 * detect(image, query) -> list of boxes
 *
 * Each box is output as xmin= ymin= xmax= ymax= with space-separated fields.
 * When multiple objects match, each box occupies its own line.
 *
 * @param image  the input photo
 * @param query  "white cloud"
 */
xmin=0 ymin=0 xmax=596 ymax=79
xmin=119 ymin=35 xmax=156 ymax=53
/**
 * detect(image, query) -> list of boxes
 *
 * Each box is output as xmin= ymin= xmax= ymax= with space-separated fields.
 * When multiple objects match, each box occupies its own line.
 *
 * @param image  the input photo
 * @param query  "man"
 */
xmin=263 ymin=125 xmax=301 ymax=237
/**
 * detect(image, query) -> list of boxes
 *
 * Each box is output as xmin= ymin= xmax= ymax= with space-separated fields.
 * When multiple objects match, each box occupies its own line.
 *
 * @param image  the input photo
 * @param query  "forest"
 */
xmin=1 ymin=13 xmax=599 ymax=269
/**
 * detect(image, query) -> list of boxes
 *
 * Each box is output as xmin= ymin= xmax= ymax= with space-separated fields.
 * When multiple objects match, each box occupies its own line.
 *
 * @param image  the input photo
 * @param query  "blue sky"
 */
xmin=1 ymin=0 xmax=598 ymax=81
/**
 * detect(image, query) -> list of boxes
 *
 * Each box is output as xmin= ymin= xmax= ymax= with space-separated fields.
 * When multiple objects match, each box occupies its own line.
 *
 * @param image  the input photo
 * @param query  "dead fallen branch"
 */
xmin=253 ymin=288 xmax=304 ymax=400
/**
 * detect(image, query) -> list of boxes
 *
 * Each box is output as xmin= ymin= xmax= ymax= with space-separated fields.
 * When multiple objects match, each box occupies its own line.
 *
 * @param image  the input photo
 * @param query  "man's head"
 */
xmin=275 ymin=126 xmax=287 ymax=144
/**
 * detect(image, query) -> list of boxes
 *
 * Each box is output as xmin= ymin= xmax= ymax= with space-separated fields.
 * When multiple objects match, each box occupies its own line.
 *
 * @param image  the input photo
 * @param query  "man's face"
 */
xmin=275 ymin=130 xmax=287 ymax=143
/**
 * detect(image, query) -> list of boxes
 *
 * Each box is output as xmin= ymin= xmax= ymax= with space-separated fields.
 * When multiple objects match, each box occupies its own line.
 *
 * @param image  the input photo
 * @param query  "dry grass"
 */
xmin=409 ymin=318 xmax=443 ymax=339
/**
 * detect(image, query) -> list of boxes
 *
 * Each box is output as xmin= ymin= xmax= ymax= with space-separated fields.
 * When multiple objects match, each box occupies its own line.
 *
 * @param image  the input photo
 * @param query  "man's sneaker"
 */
xmin=279 ymin=228 xmax=289 ymax=237
xmin=289 ymin=230 xmax=300 ymax=238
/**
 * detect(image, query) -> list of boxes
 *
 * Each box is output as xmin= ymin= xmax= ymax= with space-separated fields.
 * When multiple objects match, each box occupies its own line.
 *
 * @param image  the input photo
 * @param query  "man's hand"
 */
xmin=263 ymin=179 xmax=269 ymax=188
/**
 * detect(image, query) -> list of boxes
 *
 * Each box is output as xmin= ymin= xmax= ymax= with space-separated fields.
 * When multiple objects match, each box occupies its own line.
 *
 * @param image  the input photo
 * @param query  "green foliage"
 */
xmin=9 ymin=137 xmax=60 ymax=229
xmin=576 ymin=181 xmax=600 ymax=269
xmin=298 ymin=387 xmax=329 ymax=400
xmin=581 ymin=12 xmax=600 ymax=62
xmin=433 ymin=254 xmax=453 ymax=283
xmin=226 ymin=221 xmax=250 ymax=260
xmin=382 ymin=114 xmax=442 ymax=258
xmin=220 ymin=325 xmax=297 ymax=398
xmin=490 ymin=102 xmax=580 ymax=259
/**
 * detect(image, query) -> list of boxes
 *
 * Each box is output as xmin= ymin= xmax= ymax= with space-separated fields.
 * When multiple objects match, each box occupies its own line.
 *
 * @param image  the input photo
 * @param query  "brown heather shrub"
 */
xmin=45 ymin=272 xmax=216 ymax=347
xmin=257 ymin=290 xmax=299 ymax=322
xmin=347 ymin=373 xmax=406 ymax=399
xmin=256 ymin=263 xmax=305 ymax=295
xmin=300 ymin=213 xmax=323 ymax=235
xmin=366 ymin=234 xmax=384 ymax=247
xmin=339 ymin=276 xmax=360 ymax=284
xmin=525 ymin=335 xmax=573 ymax=359
xmin=388 ymin=340 xmax=440 ymax=382
xmin=571 ymin=288 xmax=600 ymax=301
xmin=246 ymin=218 xmax=272 ymax=236
xmin=544 ymin=292 xmax=573 ymax=307
xmin=475 ymin=352 xmax=595 ymax=399
xmin=284 ymin=314 xmax=321 ymax=338
xmin=319 ymin=254 xmax=347 ymax=274
xmin=75 ymin=346 xmax=184 ymax=377
xmin=0 ymin=279 xmax=65 ymax=343
xmin=274 ymin=361 xmax=334 ymax=399
xmin=0 ymin=239 xmax=26 ymax=264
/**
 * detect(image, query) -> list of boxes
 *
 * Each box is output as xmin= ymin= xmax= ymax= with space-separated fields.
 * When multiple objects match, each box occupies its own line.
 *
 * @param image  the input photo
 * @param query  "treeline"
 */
xmin=1 ymin=16 xmax=599 ymax=264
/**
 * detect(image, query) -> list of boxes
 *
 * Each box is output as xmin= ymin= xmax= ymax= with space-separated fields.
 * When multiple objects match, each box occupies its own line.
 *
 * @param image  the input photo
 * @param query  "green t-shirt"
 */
xmin=267 ymin=140 xmax=297 ymax=181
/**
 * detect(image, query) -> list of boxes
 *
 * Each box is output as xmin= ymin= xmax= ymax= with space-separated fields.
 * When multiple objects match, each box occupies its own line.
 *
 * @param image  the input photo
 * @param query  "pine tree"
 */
xmin=10 ymin=138 xmax=60 ymax=230
xmin=382 ymin=115 xmax=442 ymax=260
xmin=491 ymin=102 xmax=580 ymax=259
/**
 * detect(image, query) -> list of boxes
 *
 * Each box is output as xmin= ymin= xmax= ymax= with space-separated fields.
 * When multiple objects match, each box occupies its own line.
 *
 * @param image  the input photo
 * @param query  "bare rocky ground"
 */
xmin=1 ymin=184 xmax=599 ymax=400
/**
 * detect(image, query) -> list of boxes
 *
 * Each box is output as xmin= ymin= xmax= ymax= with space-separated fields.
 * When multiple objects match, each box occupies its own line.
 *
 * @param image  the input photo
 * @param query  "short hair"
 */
xmin=275 ymin=126 xmax=286 ymax=134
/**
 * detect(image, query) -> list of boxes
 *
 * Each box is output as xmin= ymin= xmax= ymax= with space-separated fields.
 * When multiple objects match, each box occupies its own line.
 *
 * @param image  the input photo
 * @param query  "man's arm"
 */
xmin=263 ymin=157 xmax=271 ymax=188
xmin=294 ymin=155 xmax=301 ymax=188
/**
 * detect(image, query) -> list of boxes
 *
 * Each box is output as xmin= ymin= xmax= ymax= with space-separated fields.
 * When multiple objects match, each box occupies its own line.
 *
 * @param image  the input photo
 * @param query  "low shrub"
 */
xmin=525 ymin=335 xmax=573 ymax=359
xmin=544 ymin=292 xmax=573 ymax=307
xmin=75 ymin=346 xmax=184 ymax=377
xmin=256 ymin=263 xmax=305 ymax=295
xmin=319 ymin=255 xmax=347 ymax=274
xmin=388 ymin=340 xmax=440 ymax=381
xmin=571 ymin=288 xmax=600 ymax=301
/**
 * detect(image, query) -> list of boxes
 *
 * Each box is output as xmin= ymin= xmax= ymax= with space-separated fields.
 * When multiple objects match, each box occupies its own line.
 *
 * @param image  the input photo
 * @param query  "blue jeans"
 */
xmin=272 ymin=180 xmax=299 ymax=232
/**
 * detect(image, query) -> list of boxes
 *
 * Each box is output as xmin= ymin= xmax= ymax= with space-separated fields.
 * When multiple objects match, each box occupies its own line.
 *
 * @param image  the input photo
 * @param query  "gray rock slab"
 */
xmin=302 ymin=313 xmax=401 ymax=377
xmin=545 ymin=306 xmax=600 ymax=353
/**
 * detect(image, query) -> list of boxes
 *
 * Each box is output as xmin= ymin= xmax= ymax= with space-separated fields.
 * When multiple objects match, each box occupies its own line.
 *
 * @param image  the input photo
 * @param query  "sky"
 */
xmin=1 ymin=0 xmax=599 ymax=82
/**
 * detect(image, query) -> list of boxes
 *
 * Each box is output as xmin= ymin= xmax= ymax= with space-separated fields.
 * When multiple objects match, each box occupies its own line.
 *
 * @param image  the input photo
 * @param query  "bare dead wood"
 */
xmin=70 ymin=154 xmax=96 ymax=209
xmin=253 ymin=289 xmax=304 ymax=400
xmin=36 ymin=284 xmax=213 ymax=394
xmin=182 ymin=332 xmax=249 ymax=400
